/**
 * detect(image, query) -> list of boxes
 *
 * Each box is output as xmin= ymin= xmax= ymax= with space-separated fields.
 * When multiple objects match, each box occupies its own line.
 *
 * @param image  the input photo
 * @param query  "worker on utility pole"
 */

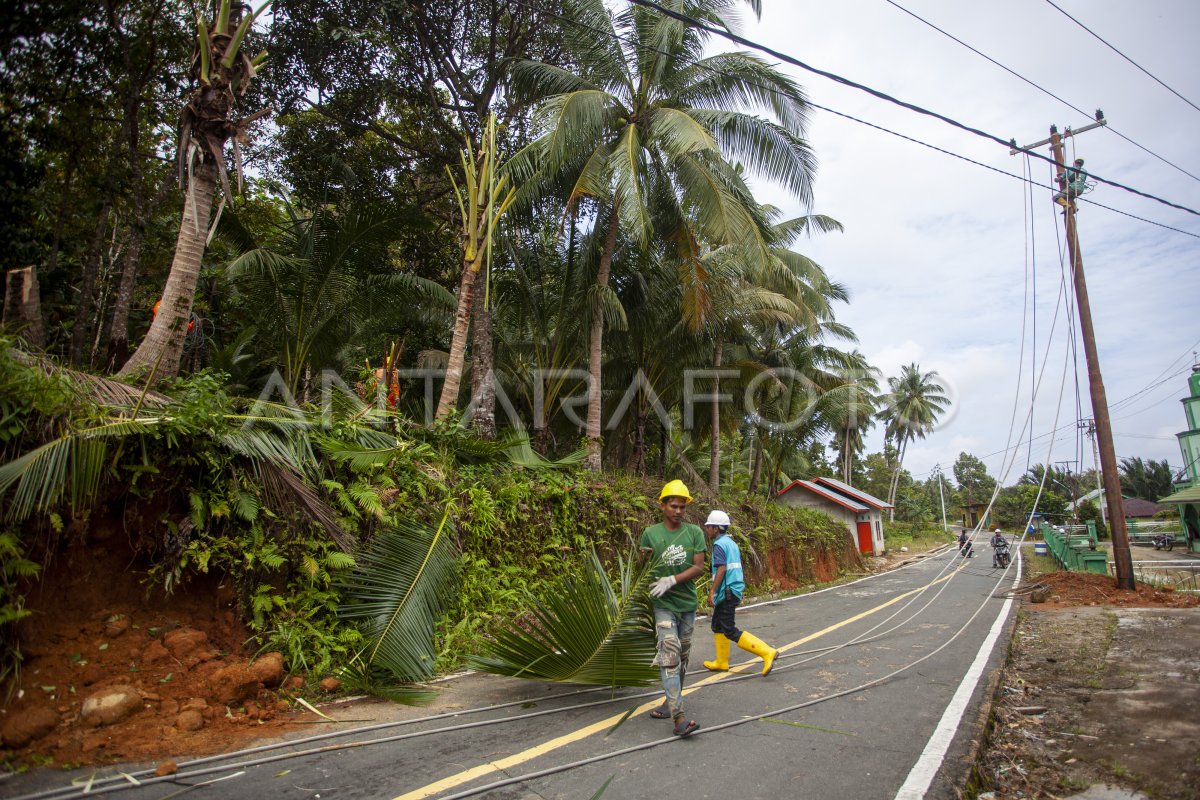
xmin=1054 ymin=157 xmax=1088 ymax=206
xmin=1014 ymin=112 xmax=1135 ymax=591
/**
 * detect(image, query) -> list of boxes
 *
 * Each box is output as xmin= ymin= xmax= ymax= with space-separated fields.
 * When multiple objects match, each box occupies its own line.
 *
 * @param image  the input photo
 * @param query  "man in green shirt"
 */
xmin=640 ymin=479 xmax=705 ymax=737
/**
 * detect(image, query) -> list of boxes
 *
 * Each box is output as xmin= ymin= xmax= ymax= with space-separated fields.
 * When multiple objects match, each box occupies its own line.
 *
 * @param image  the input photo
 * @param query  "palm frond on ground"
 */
xmin=337 ymin=512 xmax=460 ymax=695
xmin=469 ymin=549 xmax=658 ymax=687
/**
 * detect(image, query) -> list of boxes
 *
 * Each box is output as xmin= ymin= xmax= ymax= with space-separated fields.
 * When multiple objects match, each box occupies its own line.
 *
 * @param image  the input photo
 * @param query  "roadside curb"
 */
xmin=952 ymin=630 xmax=1010 ymax=799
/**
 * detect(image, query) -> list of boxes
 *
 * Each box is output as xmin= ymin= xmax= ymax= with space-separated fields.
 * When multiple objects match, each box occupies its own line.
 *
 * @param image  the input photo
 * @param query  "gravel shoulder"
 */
xmin=971 ymin=569 xmax=1200 ymax=800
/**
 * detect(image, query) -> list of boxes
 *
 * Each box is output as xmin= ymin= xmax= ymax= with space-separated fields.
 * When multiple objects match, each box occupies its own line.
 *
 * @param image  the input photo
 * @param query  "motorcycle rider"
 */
xmin=991 ymin=528 xmax=1009 ymax=567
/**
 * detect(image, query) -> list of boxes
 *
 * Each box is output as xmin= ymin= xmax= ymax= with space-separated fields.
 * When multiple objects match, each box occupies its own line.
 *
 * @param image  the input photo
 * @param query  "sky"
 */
xmin=718 ymin=0 xmax=1200 ymax=488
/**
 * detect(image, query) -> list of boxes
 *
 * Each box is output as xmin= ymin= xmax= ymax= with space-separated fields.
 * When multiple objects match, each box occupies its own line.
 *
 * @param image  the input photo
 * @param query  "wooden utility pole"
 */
xmin=1015 ymin=113 xmax=1135 ymax=590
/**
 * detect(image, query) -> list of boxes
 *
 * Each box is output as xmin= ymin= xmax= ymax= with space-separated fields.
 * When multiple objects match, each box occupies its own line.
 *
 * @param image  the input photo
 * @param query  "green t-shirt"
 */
xmin=639 ymin=521 xmax=705 ymax=612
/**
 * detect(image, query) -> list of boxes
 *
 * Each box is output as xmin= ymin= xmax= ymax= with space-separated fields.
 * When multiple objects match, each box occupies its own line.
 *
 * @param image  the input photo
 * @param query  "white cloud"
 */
xmin=724 ymin=0 xmax=1200 ymax=484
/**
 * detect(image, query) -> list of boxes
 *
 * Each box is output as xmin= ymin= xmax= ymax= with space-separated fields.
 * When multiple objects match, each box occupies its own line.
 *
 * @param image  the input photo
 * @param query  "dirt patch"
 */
xmin=976 ymin=573 xmax=1200 ymax=800
xmin=1 ymin=541 xmax=322 ymax=771
xmin=1024 ymin=571 xmax=1200 ymax=611
xmin=764 ymin=540 xmax=850 ymax=590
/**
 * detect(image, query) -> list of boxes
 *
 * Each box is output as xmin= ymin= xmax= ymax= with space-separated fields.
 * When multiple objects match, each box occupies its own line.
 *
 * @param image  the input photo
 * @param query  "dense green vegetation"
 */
xmin=0 ymin=337 xmax=862 ymax=693
xmin=15 ymin=0 xmax=1135 ymax=695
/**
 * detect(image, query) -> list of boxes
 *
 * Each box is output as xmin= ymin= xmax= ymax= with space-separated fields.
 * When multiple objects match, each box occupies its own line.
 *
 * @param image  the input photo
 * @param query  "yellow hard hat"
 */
xmin=658 ymin=479 xmax=693 ymax=504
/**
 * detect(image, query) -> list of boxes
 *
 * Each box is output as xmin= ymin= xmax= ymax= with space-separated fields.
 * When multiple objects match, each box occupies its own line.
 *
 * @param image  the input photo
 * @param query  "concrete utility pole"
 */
xmin=1015 ymin=112 xmax=1135 ymax=590
xmin=1080 ymin=418 xmax=1107 ymax=525
xmin=1055 ymin=460 xmax=1079 ymax=523
xmin=935 ymin=464 xmax=948 ymax=532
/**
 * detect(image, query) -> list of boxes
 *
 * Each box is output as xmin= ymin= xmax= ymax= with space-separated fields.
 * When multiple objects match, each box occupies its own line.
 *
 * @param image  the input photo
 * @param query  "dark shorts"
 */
xmin=710 ymin=597 xmax=741 ymax=641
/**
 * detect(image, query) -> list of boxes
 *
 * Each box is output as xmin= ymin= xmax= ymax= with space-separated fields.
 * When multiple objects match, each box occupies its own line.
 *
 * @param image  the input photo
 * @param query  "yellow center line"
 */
xmin=394 ymin=571 xmax=955 ymax=800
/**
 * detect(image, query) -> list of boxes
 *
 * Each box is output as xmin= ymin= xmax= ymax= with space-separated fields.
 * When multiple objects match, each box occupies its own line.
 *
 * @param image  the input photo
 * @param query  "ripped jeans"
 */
xmin=652 ymin=607 xmax=695 ymax=718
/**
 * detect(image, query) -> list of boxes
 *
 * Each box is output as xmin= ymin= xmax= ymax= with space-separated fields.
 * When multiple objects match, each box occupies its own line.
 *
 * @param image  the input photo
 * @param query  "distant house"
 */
xmin=1068 ymin=491 xmax=1164 ymax=523
xmin=960 ymin=502 xmax=990 ymax=530
xmin=1067 ymin=487 xmax=1106 ymax=515
xmin=775 ymin=477 xmax=891 ymax=555
xmin=1122 ymin=497 xmax=1167 ymax=521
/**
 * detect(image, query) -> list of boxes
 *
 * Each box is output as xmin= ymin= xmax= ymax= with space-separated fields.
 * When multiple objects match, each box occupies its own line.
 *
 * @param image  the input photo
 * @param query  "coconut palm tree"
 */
xmin=879 ymin=363 xmax=950 ymax=519
xmin=221 ymin=205 xmax=452 ymax=398
xmin=435 ymin=115 xmax=517 ymax=422
xmin=826 ymin=351 xmax=881 ymax=484
xmin=508 ymin=0 xmax=817 ymax=471
xmin=118 ymin=0 xmax=270 ymax=382
xmin=1118 ymin=457 xmax=1174 ymax=502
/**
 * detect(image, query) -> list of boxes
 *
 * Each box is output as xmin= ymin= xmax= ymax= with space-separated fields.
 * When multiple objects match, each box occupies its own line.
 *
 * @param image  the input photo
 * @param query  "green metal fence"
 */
xmin=1039 ymin=523 xmax=1108 ymax=574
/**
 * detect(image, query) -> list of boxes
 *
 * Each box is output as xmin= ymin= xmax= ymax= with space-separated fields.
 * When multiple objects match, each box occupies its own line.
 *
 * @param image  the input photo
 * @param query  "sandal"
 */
xmin=649 ymin=702 xmax=671 ymax=719
xmin=673 ymin=717 xmax=700 ymax=737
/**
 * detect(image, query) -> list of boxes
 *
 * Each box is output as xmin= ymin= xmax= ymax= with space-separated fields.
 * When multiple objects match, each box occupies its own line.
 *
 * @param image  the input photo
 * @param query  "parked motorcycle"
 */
xmin=1152 ymin=532 xmax=1174 ymax=551
xmin=992 ymin=538 xmax=1012 ymax=568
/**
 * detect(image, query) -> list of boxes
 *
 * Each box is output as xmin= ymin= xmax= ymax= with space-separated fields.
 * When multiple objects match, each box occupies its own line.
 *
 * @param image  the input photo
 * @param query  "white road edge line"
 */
xmin=893 ymin=556 xmax=1023 ymax=799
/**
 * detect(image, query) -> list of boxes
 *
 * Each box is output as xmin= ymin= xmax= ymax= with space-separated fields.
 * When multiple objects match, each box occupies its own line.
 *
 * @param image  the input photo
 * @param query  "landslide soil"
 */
xmin=1 ymin=540 xmax=323 ymax=771
xmin=975 ymin=570 xmax=1200 ymax=800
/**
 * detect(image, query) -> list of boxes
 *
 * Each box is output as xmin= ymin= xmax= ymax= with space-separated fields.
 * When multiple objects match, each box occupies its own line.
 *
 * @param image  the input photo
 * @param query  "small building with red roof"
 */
xmin=775 ymin=477 xmax=893 ymax=555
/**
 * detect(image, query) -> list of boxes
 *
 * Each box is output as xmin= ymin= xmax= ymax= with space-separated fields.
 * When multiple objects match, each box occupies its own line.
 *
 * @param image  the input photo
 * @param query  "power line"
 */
xmin=1043 ymin=0 xmax=1200 ymax=115
xmin=807 ymin=101 xmax=1200 ymax=240
xmin=883 ymin=0 xmax=1200 ymax=184
xmin=1112 ymin=364 xmax=1194 ymax=414
xmin=624 ymin=0 xmax=1200 ymax=218
xmin=1114 ymin=334 xmax=1200 ymax=406
xmin=511 ymin=0 xmax=1200 ymax=239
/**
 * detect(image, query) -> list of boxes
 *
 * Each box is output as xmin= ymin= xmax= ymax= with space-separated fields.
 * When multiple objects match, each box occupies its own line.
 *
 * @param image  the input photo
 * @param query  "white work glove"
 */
xmin=649 ymin=575 xmax=677 ymax=598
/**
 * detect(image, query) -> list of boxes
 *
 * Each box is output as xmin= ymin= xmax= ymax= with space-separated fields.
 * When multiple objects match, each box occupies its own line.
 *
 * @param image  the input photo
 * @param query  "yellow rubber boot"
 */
xmin=737 ymin=631 xmax=777 ymax=676
xmin=702 ymin=633 xmax=731 ymax=672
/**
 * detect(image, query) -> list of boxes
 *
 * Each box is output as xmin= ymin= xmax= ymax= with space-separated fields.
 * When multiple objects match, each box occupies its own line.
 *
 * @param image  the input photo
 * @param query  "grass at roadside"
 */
xmin=1021 ymin=551 xmax=1060 ymax=579
xmin=884 ymin=521 xmax=957 ymax=555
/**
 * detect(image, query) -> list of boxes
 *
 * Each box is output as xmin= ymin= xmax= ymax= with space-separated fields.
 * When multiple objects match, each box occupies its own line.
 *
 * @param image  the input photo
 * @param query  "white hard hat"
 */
xmin=995 ymin=528 xmax=1002 ymax=533
xmin=705 ymin=510 xmax=731 ymax=527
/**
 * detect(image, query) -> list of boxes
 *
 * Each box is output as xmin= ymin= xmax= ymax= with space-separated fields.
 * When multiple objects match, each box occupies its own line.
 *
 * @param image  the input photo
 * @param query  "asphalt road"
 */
xmin=8 ymin=538 xmax=1023 ymax=800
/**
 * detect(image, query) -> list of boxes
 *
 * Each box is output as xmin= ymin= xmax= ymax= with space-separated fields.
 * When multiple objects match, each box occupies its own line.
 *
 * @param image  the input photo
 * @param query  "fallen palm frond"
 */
xmin=9 ymin=349 xmax=173 ymax=408
xmin=336 ymin=510 xmax=460 ymax=698
xmin=469 ymin=549 xmax=658 ymax=687
xmin=0 ymin=414 xmax=167 ymax=522
xmin=505 ymin=439 xmax=587 ymax=470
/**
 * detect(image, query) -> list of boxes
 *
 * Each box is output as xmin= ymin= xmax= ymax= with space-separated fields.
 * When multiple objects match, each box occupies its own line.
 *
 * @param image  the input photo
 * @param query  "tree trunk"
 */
xmin=533 ymin=423 xmax=553 ymax=456
xmin=658 ymin=422 xmax=667 ymax=477
xmin=104 ymin=218 xmax=147 ymax=370
xmin=470 ymin=295 xmax=496 ymax=439
xmin=708 ymin=338 xmax=723 ymax=491
xmin=887 ymin=437 xmax=908 ymax=522
xmin=117 ymin=160 xmax=217 ymax=382
xmin=583 ymin=211 xmax=621 ymax=471
xmin=3 ymin=267 xmax=46 ymax=348
xmin=70 ymin=210 xmax=110 ymax=366
xmin=106 ymin=171 xmax=174 ymax=371
xmin=634 ymin=411 xmax=647 ymax=476
xmin=749 ymin=432 xmax=764 ymax=495
xmin=435 ymin=259 xmax=479 ymax=420
xmin=842 ymin=427 xmax=853 ymax=484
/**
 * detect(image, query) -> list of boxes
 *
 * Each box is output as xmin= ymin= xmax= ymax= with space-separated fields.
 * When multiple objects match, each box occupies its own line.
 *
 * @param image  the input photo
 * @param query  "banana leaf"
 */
xmin=469 ymin=549 xmax=659 ymax=687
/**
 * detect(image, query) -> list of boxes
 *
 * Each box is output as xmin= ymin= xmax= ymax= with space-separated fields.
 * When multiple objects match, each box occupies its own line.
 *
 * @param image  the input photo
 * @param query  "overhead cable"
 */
xmin=1043 ymin=0 xmax=1200 ymax=115
xmin=807 ymin=101 xmax=1200 ymax=239
xmin=623 ymin=0 xmax=1200 ymax=217
xmin=884 ymin=0 xmax=1200 ymax=184
xmin=509 ymin=0 xmax=1200 ymax=239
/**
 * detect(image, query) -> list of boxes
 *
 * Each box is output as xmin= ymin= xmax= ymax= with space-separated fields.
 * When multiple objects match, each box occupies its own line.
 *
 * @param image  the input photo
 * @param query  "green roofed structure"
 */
xmin=1158 ymin=360 xmax=1200 ymax=552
